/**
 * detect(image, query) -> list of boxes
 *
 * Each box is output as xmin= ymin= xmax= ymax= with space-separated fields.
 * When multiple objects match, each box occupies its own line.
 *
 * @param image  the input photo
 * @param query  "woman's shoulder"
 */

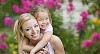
xmin=50 ymin=35 xmax=65 ymax=54
xmin=50 ymin=35 xmax=61 ymax=46
xmin=51 ymin=35 xmax=60 ymax=41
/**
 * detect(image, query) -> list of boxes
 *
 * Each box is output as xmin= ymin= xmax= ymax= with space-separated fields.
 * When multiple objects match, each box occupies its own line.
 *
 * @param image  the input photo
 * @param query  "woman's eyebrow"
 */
xmin=25 ymin=26 xmax=31 ymax=29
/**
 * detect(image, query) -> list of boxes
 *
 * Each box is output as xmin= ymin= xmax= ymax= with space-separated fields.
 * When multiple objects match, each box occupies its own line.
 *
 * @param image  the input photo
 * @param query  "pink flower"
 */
xmin=46 ymin=0 xmax=55 ymax=8
xmin=0 ymin=33 xmax=7 ymax=42
xmin=19 ymin=6 xmax=30 ymax=14
xmin=80 ymin=10 xmax=88 ymax=22
xmin=53 ymin=0 xmax=62 ymax=9
xmin=75 ymin=21 xmax=86 ymax=32
xmin=12 ymin=4 xmax=20 ymax=13
xmin=67 ymin=2 xmax=75 ymax=12
xmin=21 ymin=0 xmax=33 ymax=7
xmin=0 ymin=0 xmax=6 ymax=4
xmin=4 ymin=16 xmax=14 ymax=29
xmin=82 ymin=40 xmax=92 ymax=48
xmin=35 ymin=0 xmax=45 ymax=4
xmin=0 ymin=43 xmax=7 ymax=49
xmin=91 ymin=32 xmax=100 ymax=44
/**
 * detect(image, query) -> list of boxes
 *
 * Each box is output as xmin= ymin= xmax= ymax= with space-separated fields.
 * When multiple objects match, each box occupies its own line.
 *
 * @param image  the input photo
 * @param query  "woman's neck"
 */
xmin=29 ymin=39 xmax=39 ymax=46
xmin=29 ymin=36 xmax=42 ymax=46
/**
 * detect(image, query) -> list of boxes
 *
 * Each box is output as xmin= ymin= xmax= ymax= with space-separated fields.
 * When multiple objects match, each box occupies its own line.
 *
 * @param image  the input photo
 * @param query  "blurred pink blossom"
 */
xmin=53 ymin=0 xmax=62 ymax=9
xmin=21 ymin=0 xmax=33 ymax=7
xmin=19 ymin=6 xmax=30 ymax=14
xmin=0 ymin=43 xmax=7 ymax=49
xmin=12 ymin=4 xmax=20 ymax=13
xmin=91 ymin=32 xmax=100 ymax=44
xmin=4 ymin=16 xmax=14 ymax=29
xmin=80 ymin=10 xmax=88 ymax=22
xmin=67 ymin=2 xmax=75 ymax=12
xmin=35 ymin=0 xmax=45 ymax=4
xmin=46 ymin=0 xmax=55 ymax=8
xmin=75 ymin=21 xmax=86 ymax=32
xmin=0 ymin=0 xmax=6 ymax=4
xmin=82 ymin=40 xmax=92 ymax=48
xmin=0 ymin=33 xmax=7 ymax=42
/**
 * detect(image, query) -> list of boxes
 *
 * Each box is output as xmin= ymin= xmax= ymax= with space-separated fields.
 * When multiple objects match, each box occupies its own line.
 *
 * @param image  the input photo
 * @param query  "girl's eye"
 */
xmin=46 ymin=18 xmax=49 ymax=20
xmin=38 ymin=19 xmax=41 ymax=21
xmin=39 ymin=20 xmax=41 ymax=21
xmin=35 ymin=24 xmax=38 ymax=27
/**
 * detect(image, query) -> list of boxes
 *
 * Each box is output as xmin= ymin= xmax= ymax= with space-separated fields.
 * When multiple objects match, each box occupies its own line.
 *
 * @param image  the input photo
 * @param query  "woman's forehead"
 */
xmin=22 ymin=18 xmax=38 ymax=27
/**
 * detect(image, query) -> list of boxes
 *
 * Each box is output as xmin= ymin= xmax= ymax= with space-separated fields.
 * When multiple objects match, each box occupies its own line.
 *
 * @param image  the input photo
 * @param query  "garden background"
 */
xmin=0 ymin=0 xmax=100 ymax=54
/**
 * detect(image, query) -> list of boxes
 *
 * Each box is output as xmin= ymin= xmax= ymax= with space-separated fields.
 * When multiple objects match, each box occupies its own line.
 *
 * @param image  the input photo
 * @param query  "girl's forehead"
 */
xmin=37 ymin=12 xmax=49 ymax=18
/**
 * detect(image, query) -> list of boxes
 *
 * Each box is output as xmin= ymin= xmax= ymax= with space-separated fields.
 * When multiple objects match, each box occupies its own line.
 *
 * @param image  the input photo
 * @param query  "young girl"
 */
xmin=14 ymin=13 xmax=65 ymax=54
xmin=22 ymin=4 xmax=54 ymax=54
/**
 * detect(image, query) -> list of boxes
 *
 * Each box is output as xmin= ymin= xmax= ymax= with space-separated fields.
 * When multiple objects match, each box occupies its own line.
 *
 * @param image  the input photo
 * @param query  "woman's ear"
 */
xmin=21 ymin=32 xmax=24 ymax=37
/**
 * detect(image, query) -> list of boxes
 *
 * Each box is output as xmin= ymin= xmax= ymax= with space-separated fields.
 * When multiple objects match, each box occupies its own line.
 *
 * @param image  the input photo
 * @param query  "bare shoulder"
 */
xmin=50 ymin=35 xmax=65 ymax=54
xmin=50 ymin=35 xmax=62 ymax=46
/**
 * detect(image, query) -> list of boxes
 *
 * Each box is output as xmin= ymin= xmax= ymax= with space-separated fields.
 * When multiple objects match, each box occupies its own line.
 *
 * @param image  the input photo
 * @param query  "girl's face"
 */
xmin=36 ymin=12 xmax=50 ymax=30
xmin=22 ymin=18 xmax=40 ymax=40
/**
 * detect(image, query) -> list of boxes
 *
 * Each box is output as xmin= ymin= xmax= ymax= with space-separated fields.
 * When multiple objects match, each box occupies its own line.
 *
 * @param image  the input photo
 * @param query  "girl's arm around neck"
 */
xmin=30 ymin=31 xmax=52 ymax=54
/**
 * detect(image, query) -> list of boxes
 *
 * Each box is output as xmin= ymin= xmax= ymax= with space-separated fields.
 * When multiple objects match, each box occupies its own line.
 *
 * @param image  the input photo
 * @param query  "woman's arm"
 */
xmin=50 ymin=35 xmax=65 ymax=54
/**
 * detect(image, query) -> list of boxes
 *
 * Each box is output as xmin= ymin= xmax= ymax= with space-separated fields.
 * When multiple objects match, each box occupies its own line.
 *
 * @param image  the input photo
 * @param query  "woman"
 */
xmin=14 ymin=13 xmax=65 ymax=54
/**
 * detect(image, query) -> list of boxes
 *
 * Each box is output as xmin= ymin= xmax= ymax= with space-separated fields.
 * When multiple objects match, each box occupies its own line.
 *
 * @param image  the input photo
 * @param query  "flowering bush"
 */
xmin=0 ymin=0 xmax=100 ymax=54
xmin=0 ymin=33 xmax=8 ymax=53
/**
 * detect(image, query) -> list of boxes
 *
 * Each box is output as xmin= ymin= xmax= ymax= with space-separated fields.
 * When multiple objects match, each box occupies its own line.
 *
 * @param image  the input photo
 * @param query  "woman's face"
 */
xmin=22 ymin=18 xmax=40 ymax=40
xmin=36 ymin=12 xmax=50 ymax=30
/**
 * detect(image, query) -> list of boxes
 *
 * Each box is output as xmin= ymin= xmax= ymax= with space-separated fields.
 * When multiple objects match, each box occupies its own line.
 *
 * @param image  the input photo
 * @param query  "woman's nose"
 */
xmin=31 ymin=27 xmax=36 ymax=34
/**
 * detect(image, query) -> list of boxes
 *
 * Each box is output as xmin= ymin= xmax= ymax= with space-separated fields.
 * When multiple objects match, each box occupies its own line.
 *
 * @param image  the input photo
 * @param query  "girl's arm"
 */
xmin=51 ymin=35 xmax=65 ymax=54
xmin=22 ymin=38 xmax=34 ymax=53
xmin=30 ymin=31 xmax=52 ymax=54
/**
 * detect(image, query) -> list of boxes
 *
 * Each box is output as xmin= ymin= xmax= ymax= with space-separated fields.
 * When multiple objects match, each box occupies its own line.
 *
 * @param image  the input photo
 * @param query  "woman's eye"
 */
xmin=26 ymin=29 xmax=29 ymax=31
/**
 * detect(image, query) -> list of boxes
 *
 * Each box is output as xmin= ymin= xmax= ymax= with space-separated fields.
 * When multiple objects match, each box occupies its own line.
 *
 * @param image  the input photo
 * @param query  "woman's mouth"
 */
xmin=31 ymin=35 xmax=37 ymax=38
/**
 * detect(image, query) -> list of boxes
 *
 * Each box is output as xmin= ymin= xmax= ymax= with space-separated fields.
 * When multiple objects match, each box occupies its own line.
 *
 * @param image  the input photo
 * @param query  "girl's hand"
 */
xmin=36 ymin=51 xmax=45 ymax=54
xmin=42 ymin=48 xmax=48 ymax=54
xmin=30 ymin=50 xmax=35 ymax=54
xmin=36 ymin=48 xmax=48 ymax=54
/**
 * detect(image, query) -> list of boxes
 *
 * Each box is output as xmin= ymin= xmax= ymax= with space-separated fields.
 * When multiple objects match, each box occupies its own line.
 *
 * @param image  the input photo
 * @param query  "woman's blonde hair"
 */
xmin=29 ymin=4 xmax=52 ymax=24
xmin=14 ymin=13 xmax=35 ymax=42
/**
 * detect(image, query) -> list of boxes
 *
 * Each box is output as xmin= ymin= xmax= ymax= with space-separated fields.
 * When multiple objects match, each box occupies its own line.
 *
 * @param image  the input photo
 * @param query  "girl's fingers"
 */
xmin=36 ymin=51 xmax=45 ymax=54
xmin=42 ymin=48 xmax=48 ymax=54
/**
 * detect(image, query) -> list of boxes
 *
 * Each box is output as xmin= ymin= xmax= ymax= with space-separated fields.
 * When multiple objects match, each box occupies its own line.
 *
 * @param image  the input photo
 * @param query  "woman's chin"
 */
xmin=32 ymin=37 xmax=39 ymax=41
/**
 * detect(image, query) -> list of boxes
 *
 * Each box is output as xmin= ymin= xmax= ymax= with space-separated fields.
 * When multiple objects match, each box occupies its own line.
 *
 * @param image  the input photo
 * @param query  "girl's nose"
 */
xmin=43 ymin=20 xmax=46 ymax=23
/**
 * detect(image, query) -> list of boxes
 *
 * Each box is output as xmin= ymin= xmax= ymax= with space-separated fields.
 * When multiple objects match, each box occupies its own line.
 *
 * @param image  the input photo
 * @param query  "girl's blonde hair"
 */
xmin=14 ymin=13 xmax=35 ymax=42
xmin=29 ymin=4 xmax=52 ymax=24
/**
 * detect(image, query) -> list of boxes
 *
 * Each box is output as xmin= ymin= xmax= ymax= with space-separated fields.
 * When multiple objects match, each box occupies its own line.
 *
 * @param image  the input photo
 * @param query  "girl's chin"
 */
xmin=41 ymin=27 xmax=47 ymax=30
xmin=41 ymin=26 xmax=48 ymax=29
